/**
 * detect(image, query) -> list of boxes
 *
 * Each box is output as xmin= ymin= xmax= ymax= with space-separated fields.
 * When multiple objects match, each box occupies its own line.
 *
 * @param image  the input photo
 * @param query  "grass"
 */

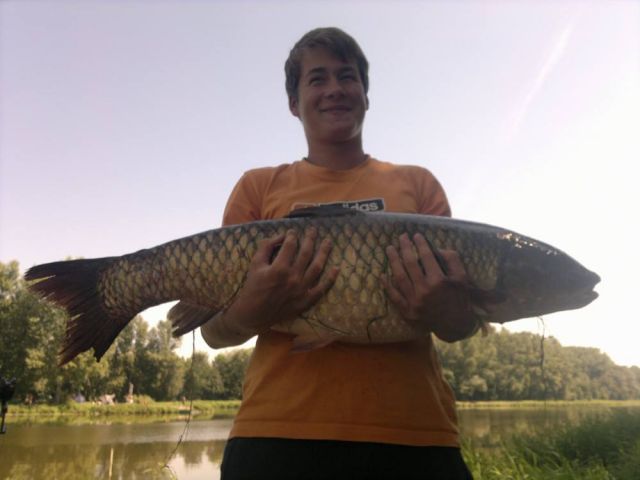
xmin=462 ymin=409 xmax=640 ymax=479
xmin=7 ymin=399 xmax=241 ymax=418
xmin=456 ymin=399 xmax=640 ymax=409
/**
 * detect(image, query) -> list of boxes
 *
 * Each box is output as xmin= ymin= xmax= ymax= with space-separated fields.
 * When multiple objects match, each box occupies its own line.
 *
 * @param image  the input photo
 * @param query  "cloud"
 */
xmin=504 ymin=19 xmax=576 ymax=143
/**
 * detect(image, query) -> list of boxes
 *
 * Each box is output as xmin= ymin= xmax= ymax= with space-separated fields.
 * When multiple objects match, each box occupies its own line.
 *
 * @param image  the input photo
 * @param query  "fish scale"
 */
xmin=25 ymin=206 xmax=599 ymax=365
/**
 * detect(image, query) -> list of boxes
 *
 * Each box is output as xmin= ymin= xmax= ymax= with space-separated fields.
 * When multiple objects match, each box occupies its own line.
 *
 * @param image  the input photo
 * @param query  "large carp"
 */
xmin=25 ymin=206 xmax=599 ymax=365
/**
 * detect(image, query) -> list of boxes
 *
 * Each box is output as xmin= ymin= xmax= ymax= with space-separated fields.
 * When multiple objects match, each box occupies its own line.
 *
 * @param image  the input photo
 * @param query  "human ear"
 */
xmin=289 ymin=96 xmax=300 ymax=118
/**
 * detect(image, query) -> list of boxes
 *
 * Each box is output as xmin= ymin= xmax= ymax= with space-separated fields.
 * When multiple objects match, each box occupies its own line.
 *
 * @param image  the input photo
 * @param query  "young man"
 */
xmin=202 ymin=27 xmax=477 ymax=479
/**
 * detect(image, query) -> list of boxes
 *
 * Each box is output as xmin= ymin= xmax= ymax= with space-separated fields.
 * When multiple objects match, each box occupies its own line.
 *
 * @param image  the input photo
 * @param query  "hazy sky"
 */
xmin=2 ymin=1 xmax=639 ymax=366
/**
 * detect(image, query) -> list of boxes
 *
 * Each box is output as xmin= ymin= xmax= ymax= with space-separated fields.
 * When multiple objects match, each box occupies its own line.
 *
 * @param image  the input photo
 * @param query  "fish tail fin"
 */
xmin=25 ymin=257 xmax=125 ymax=366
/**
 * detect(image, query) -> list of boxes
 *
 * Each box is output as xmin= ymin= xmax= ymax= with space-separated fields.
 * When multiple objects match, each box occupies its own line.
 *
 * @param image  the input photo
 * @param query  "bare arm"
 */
xmin=201 ymin=227 xmax=339 ymax=349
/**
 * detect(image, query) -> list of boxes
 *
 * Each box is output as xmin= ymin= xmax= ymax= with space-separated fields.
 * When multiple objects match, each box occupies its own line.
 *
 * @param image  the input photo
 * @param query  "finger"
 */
xmin=413 ymin=234 xmax=446 ymax=280
xmin=305 ymin=265 xmax=340 ymax=304
xmin=421 ymin=235 xmax=450 ymax=276
xmin=380 ymin=276 xmax=410 ymax=313
xmin=292 ymin=227 xmax=317 ymax=272
xmin=253 ymin=233 xmax=286 ymax=264
xmin=438 ymin=249 xmax=467 ymax=282
xmin=302 ymin=237 xmax=333 ymax=285
xmin=272 ymin=229 xmax=298 ymax=266
xmin=398 ymin=233 xmax=429 ymax=283
xmin=385 ymin=244 xmax=414 ymax=296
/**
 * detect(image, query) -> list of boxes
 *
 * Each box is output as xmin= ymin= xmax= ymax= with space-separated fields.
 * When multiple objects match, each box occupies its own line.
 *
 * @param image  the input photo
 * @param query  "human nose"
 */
xmin=324 ymin=77 xmax=346 ymax=99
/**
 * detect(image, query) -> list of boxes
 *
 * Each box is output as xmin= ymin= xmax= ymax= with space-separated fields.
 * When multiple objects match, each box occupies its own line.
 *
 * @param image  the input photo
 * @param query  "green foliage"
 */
xmin=463 ymin=409 xmax=640 ymax=479
xmin=183 ymin=351 xmax=224 ymax=399
xmin=436 ymin=326 xmax=640 ymax=401
xmin=213 ymin=348 xmax=252 ymax=400
xmin=0 ymin=261 xmax=68 ymax=402
xmin=135 ymin=351 xmax=185 ymax=401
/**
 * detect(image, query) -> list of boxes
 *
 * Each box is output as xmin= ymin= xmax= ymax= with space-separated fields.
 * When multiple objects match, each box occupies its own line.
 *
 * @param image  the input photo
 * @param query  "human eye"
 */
xmin=340 ymin=71 xmax=358 ymax=82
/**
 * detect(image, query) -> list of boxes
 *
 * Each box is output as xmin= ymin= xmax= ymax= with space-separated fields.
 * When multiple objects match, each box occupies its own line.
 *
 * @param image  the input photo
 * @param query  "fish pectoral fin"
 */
xmin=168 ymin=301 xmax=219 ymax=337
xmin=468 ymin=287 xmax=506 ymax=310
xmin=290 ymin=335 xmax=339 ymax=353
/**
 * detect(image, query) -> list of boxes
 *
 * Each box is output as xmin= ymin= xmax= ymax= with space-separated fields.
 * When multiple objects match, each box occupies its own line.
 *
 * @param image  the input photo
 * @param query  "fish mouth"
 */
xmin=530 ymin=285 xmax=600 ymax=317
xmin=576 ymin=269 xmax=601 ymax=308
xmin=585 ymin=269 xmax=601 ymax=289
xmin=479 ymin=272 xmax=600 ymax=323
xmin=567 ymin=288 xmax=599 ymax=310
xmin=547 ymin=268 xmax=601 ymax=312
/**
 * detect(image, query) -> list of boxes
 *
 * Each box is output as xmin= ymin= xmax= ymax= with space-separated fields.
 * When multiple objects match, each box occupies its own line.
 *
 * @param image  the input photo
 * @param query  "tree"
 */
xmin=108 ymin=315 xmax=147 ymax=399
xmin=436 ymin=326 xmax=640 ymax=401
xmin=182 ymin=352 xmax=224 ymax=399
xmin=147 ymin=319 xmax=181 ymax=354
xmin=1 ymin=261 xmax=67 ymax=402
xmin=214 ymin=349 xmax=252 ymax=400
xmin=134 ymin=320 xmax=184 ymax=400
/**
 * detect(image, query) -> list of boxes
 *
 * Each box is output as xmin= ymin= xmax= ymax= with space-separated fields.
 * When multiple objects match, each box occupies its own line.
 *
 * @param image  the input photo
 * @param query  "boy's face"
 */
xmin=289 ymin=47 xmax=368 ymax=146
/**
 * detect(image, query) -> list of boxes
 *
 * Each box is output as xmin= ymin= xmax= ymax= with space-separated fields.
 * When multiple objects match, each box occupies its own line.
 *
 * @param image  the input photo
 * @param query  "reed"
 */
xmin=463 ymin=409 xmax=640 ymax=479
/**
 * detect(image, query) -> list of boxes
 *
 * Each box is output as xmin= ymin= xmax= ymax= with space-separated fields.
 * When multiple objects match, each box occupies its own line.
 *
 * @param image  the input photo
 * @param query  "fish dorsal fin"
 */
xmin=286 ymin=205 xmax=365 ymax=219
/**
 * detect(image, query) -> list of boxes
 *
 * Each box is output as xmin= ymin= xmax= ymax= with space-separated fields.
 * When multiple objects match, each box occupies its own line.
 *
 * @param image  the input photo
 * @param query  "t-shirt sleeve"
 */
xmin=415 ymin=168 xmax=452 ymax=218
xmin=222 ymin=171 xmax=264 ymax=227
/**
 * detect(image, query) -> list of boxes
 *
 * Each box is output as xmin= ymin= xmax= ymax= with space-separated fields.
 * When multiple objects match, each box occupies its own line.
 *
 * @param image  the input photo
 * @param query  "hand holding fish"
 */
xmin=208 ymin=227 xmax=339 ymax=344
xmin=383 ymin=233 xmax=478 ymax=342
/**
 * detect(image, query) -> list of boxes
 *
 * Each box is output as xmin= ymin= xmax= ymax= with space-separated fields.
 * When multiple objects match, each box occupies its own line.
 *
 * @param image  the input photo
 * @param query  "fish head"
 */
xmin=486 ymin=232 xmax=600 ymax=323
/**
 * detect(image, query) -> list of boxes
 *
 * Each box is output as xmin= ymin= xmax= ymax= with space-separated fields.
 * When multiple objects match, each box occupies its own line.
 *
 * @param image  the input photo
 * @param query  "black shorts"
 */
xmin=221 ymin=437 xmax=473 ymax=480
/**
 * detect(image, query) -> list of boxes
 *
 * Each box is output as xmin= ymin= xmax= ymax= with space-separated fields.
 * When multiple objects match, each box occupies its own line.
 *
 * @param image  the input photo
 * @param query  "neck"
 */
xmin=305 ymin=139 xmax=367 ymax=171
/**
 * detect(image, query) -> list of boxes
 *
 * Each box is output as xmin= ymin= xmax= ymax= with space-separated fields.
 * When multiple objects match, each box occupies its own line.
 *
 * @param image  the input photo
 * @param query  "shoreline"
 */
xmin=7 ymin=399 xmax=640 ymax=418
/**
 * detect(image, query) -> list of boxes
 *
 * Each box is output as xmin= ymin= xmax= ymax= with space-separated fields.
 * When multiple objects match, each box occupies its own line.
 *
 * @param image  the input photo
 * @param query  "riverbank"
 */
xmin=8 ymin=399 xmax=640 ymax=417
xmin=6 ymin=399 xmax=241 ymax=418
xmin=457 ymin=399 xmax=640 ymax=409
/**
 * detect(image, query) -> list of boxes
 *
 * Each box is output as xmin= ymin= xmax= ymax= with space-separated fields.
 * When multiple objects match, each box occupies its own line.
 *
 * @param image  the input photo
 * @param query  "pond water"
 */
xmin=1 ymin=405 xmax=638 ymax=479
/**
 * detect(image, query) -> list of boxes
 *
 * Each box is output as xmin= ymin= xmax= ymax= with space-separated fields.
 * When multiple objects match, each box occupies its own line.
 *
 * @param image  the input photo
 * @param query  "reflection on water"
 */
xmin=1 ymin=440 xmax=226 ymax=480
xmin=457 ymin=405 xmax=634 ymax=449
xmin=1 ymin=406 xmax=638 ymax=480
xmin=0 ymin=418 xmax=232 ymax=480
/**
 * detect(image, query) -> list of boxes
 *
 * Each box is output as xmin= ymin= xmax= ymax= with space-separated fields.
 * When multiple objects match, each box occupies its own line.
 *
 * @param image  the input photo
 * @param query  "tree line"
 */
xmin=1 ymin=260 xmax=639 ymax=403
xmin=435 ymin=327 xmax=640 ymax=401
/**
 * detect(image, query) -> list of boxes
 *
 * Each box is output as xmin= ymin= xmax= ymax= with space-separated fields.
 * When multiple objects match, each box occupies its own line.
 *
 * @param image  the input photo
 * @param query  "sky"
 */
xmin=1 ymin=1 xmax=639 ymax=366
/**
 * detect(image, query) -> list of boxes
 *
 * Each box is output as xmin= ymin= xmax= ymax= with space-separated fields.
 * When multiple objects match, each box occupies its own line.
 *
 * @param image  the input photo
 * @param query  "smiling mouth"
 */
xmin=321 ymin=106 xmax=351 ymax=113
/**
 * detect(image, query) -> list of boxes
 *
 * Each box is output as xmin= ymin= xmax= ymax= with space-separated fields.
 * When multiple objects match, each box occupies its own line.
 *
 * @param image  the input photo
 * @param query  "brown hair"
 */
xmin=285 ymin=27 xmax=369 ymax=101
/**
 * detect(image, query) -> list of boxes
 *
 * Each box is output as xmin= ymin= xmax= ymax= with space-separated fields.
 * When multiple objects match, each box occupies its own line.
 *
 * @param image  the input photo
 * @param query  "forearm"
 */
xmin=200 ymin=281 xmax=276 ymax=349
xmin=200 ymin=308 xmax=257 ymax=349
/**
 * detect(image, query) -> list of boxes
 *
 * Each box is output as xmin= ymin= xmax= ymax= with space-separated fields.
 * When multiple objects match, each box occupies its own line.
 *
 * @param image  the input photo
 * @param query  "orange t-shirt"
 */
xmin=222 ymin=157 xmax=460 ymax=447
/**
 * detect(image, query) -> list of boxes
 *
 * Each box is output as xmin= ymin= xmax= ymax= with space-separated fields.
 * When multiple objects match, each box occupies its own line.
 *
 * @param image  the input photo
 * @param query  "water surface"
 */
xmin=1 ymin=405 xmax=637 ymax=479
